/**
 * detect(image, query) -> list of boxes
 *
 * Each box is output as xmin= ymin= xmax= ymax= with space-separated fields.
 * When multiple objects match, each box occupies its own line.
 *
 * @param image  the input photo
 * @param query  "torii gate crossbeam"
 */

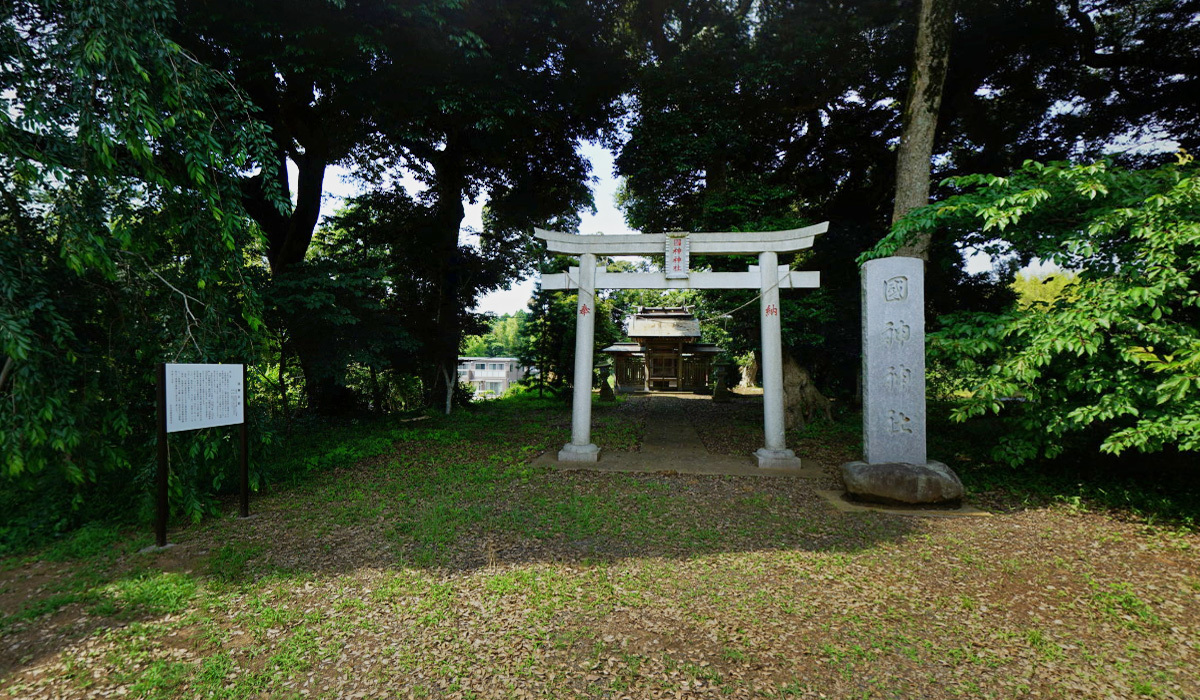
xmin=536 ymin=223 xmax=828 ymax=469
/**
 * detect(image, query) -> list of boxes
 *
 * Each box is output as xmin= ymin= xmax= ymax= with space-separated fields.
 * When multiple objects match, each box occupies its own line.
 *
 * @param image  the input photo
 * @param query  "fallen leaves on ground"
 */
xmin=2 ymin=396 xmax=1197 ymax=699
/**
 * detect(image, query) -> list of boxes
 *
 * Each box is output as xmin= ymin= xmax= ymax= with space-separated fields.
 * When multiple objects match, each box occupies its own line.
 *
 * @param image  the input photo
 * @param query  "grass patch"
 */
xmin=43 ymin=523 xmax=130 ymax=562
xmin=207 ymin=541 xmax=265 ymax=584
xmin=5 ymin=391 xmax=1199 ymax=700
xmin=1085 ymin=575 xmax=1162 ymax=630
xmin=91 ymin=572 xmax=197 ymax=618
xmin=126 ymin=659 xmax=192 ymax=699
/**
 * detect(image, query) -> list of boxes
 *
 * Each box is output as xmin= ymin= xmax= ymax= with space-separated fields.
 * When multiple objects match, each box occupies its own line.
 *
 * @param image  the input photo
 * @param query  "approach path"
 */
xmin=538 ymin=394 xmax=824 ymax=477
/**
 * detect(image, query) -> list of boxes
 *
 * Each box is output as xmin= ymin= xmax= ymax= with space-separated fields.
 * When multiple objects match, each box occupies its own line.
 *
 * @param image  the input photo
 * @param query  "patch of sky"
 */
xmin=288 ymin=140 xmax=636 ymax=316
xmin=289 ymin=132 xmax=1101 ymax=315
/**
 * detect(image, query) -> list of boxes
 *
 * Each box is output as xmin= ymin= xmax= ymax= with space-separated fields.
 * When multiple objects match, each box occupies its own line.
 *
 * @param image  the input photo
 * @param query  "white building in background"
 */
xmin=456 ymin=357 xmax=527 ymax=398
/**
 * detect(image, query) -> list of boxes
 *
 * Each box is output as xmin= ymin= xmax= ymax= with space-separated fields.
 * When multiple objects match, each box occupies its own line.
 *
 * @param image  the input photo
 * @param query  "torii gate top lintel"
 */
xmin=533 ymin=222 xmax=828 ymax=256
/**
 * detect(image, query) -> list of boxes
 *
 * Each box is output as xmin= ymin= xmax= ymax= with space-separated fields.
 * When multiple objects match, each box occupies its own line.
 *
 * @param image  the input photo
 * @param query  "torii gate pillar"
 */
xmin=536 ymin=224 xmax=827 ymax=469
xmin=754 ymin=250 xmax=799 ymax=468
xmin=559 ymin=253 xmax=601 ymax=462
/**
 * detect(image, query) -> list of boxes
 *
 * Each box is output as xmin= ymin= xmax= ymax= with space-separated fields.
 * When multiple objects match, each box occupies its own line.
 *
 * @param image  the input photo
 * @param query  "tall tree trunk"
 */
xmin=270 ymin=148 xmax=328 ymax=272
xmin=0 ymin=357 xmax=13 ymax=393
xmin=431 ymin=138 xmax=468 ymax=415
xmin=442 ymin=366 xmax=455 ymax=415
xmin=241 ymin=136 xmax=333 ymax=411
xmin=278 ymin=337 xmax=291 ymax=430
xmin=892 ymin=0 xmax=955 ymax=260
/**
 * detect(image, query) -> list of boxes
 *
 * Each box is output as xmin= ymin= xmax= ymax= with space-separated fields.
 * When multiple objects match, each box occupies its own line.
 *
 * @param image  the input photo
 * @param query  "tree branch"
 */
xmin=1067 ymin=0 xmax=1121 ymax=70
xmin=0 ymin=357 xmax=13 ymax=393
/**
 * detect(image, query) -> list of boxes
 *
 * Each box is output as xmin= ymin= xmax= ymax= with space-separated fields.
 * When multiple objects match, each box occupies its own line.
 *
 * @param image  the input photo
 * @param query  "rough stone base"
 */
xmin=558 ymin=443 xmax=601 ymax=463
xmin=755 ymin=448 xmax=802 ymax=470
xmin=814 ymin=489 xmax=989 ymax=517
xmin=841 ymin=460 xmax=963 ymax=506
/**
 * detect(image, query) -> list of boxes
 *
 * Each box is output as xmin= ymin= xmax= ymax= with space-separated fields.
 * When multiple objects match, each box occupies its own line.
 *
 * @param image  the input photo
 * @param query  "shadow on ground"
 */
xmin=1 ymin=392 xmax=922 ymax=681
xmin=5 ymin=393 xmax=1197 ymax=700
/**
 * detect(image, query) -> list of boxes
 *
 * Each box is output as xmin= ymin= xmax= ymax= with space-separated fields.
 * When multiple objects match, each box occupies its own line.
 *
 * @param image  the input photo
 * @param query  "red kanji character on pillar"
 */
xmin=579 ymin=304 xmax=590 ymax=315
xmin=765 ymin=304 xmax=778 ymax=316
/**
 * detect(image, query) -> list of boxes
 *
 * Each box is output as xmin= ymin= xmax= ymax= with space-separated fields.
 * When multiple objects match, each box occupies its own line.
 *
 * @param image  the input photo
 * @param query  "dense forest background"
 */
xmin=2 ymin=0 xmax=1198 ymax=546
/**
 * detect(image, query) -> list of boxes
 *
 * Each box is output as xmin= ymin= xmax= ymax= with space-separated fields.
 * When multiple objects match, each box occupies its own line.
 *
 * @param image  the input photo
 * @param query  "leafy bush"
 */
xmin=1 ymin=0 xmax=282 ymax=543
xmin=870 ymin=155 xmax=1200 ymax=465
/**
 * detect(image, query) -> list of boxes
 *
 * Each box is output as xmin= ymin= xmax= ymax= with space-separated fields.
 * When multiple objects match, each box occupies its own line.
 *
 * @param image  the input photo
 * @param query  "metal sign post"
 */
xmin=154 ymin=363 xmax=249 ymax=548
xmin=156 ymin=364 xmax=169 ymax=547
xmin=239 ymin=365 xmax=249 ymax=519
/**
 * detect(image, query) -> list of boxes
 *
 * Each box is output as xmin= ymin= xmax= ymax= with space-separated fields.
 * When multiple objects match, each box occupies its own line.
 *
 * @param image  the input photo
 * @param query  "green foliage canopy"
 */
xmin=1012 ymin=271 xmax=1079 ymax=309
xmin=872 ymin=156 xmax=1200 ymax=464
xmin=1 ymin=0 xmax=277 ymax=487
xmin=615 ymin=0 xmax=1200 ymax=394
xmin=462 ymin=313 xmax=527 ymax=358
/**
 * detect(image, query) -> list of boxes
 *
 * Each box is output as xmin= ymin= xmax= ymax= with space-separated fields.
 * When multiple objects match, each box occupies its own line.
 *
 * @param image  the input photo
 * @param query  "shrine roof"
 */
xmin=601 ymin=342 xmax=723 ymax=355
xmin=635 ymin=306 xmax=694 ymax=316
xmin=628 ymin=306 xmax=701 ymax=337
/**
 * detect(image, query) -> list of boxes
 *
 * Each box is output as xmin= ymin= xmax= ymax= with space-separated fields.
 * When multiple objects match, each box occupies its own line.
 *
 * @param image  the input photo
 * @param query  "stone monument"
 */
xmin=712 ymin=362 xmax=734 ymax=403
xmin=842 ymin=257 xmax=963 ymax=505
xmin=598 ymin=364 xmax=616 ymax=401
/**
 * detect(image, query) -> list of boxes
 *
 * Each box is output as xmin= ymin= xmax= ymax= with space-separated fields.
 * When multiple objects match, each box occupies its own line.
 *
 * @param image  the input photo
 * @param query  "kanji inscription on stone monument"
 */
xmin=862 ymin=258 xmax=926 ymax=464
xmin=884 ymin=275 xmax=908 ymax=302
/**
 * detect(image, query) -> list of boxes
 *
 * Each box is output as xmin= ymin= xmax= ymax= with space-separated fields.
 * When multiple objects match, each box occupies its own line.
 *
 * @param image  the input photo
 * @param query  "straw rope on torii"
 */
xmin=535 ymin=223 xmax=828 ymax=469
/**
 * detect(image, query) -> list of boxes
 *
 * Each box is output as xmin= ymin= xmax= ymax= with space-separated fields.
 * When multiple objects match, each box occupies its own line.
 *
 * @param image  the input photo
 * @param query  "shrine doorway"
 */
xmin=602 ymin=306 xmax=723 ymax=393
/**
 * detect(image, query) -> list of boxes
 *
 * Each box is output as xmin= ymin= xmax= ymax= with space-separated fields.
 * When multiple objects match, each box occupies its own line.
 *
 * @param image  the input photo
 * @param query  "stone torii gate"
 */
xmin=535 ymin=223 xmax=828 ymax=469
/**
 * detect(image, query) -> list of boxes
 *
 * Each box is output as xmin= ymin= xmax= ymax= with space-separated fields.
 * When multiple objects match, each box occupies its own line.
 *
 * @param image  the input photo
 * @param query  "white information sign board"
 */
xmin=165 ymin=364 xmax=244 ymax=433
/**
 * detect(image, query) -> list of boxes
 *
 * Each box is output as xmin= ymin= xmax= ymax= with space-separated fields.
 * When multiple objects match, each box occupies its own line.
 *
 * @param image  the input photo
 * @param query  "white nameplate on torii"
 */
xmin=541 ymin=265 xmax=820 ymax=291
xmin=665 ymin=233 xmax=690 ymax=279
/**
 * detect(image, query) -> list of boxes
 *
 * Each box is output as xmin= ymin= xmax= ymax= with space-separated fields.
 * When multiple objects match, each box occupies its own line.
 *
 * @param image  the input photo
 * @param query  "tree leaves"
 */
xmin=914 ymin=156 xmax=1200 ymax=464
xmin=1 ymin=0 xmax=277 ymax=519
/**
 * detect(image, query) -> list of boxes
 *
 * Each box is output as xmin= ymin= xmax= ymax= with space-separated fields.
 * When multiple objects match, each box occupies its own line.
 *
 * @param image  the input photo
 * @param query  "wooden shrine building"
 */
xmin=601 ymin=307 xmax=722 ymax=392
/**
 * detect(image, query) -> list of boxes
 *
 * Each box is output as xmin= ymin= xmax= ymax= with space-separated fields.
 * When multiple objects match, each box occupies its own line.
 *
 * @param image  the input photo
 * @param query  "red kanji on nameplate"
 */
xmin=765 ymin=304 xmax=779 ymax=316
xmin=665 ymin=233 xmax=690 ymax=279
xmin=579 ymin=304 xmax=590 ymax=315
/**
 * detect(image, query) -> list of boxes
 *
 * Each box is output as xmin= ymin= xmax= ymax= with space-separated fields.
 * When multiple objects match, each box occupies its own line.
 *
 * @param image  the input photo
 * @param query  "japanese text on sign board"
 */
xmin=664 ymin=234 xmax=690 ymax=279
xmin=165 ymin=364 xmax=244 ymax=433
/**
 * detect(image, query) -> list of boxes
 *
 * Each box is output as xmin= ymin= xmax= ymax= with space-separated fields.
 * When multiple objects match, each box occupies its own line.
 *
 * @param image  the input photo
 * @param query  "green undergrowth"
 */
xmin=0 ymin=540 xmax=193 ymax=633
xmin=1 ymin=392 xmax=642 ymax=625
xmin=789 ymin=408 xmax=862 ymax=455
xmin=929 ymin=400 xmax=1200 ymax=530
xmin=261 ymin=410 xmax=435 ymax=486
xmin=4 ymin=390 xmax=1195 ymax=639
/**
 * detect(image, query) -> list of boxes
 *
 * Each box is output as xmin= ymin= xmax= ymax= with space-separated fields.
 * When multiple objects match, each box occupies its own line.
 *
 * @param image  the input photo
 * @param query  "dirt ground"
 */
xmin=2 ymin=395 xmax=1198 ymax=699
